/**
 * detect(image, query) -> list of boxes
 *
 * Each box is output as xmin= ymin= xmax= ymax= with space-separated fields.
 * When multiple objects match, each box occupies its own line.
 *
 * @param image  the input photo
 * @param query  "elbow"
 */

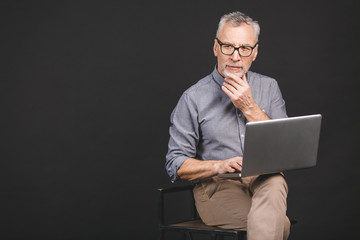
xmin=176 ymin=168 xmax=186 ymax=180
xmin=177 ymin=168 xmax=196 ymax=181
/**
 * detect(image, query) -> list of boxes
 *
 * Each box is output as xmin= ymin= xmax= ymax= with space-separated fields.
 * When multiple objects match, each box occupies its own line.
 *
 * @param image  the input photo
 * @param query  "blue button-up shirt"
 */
xmin=165 ymin=67 xmax=287 ymax=182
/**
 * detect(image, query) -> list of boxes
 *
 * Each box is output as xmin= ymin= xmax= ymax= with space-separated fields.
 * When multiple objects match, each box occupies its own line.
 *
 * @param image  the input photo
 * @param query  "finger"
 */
xmin=236 ymin=157 xmax=243 ymax=165
xmin=239 ymin=74 xmax=249 ymax=86
xmin=227 ymin=72 xmax=249 ymax=89
xmin=230 ymin=161 xmax=242 ymax=172
xmin=234 ymin=73 xmax=248 ymax=86
xmin=221 ymin=85 xmax=235 ymax=98
xmin=232 ymin=165 xmax=242 ymax=172
xmin=224 ymin=78 xmax=241 ymax=88
xmin=225 ymin=72 xmax=246 ymax=86
xmin=226 ymin=76 xmax=252 ymax=97
xmin=241 ymin=73 xmax=247 ymax=82
xmin=222 ymin=82 xmax=238 ymax=93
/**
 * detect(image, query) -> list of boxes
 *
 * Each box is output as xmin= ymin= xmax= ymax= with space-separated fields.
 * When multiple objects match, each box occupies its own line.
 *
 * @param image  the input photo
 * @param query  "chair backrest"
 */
xmin=158 ymin=184 xmax=197 ymax=225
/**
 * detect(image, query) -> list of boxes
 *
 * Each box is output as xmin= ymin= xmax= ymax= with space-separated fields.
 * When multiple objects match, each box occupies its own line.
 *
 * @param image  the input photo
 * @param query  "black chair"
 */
xmin=158 ymin=184 xmax=246 ymax=240
xmin=157 ymin=184 xmax=297 ymax=240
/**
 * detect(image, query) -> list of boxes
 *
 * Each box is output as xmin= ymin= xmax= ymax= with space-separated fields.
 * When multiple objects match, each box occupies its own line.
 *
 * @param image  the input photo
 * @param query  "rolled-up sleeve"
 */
xmin=165 ymin=92 xmax=199 ymax=182
xmin=269 ymin=80 xmax=287 ymax=119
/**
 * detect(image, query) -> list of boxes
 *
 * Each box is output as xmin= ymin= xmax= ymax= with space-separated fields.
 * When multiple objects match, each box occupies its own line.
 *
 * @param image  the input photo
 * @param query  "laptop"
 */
xmin=218 ymin=114 xmax=322 ymax=178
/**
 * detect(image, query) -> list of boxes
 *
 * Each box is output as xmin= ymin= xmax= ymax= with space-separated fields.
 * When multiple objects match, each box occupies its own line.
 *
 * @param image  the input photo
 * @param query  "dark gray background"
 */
xmin=1 ymin=0 xmax=359 ymax=239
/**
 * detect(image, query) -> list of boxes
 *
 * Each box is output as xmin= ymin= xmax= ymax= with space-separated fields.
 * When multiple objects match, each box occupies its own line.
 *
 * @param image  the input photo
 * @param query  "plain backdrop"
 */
xmin=1 ymin=0 xmax=359 ymax=239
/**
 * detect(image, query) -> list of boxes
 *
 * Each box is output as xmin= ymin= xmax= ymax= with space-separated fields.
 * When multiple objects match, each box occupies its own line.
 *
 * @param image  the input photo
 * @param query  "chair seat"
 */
xmin=160 ymin=219 xmax=246 ymax=238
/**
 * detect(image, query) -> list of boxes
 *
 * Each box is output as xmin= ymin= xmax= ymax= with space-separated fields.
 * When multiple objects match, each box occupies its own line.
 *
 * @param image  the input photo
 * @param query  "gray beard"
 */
xmin=223 ymin=69 xmax=245 ymax=79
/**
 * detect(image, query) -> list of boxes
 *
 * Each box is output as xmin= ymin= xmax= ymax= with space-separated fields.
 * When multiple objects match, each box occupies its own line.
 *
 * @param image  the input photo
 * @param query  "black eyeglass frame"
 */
xmin=216 ymin=38 xmax=258 ymax=57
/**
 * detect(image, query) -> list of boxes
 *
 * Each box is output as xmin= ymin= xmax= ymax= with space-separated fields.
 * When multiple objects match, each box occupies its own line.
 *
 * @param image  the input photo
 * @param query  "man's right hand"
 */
xmin=177 ymin=156 xmax=243 ymax=181
xmin=215 ymin=156 xmax=243 ymax=174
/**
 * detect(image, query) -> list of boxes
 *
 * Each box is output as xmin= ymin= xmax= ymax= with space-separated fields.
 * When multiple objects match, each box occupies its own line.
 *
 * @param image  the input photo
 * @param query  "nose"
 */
xmin=231 ymin=49 xmax=241 ymax=61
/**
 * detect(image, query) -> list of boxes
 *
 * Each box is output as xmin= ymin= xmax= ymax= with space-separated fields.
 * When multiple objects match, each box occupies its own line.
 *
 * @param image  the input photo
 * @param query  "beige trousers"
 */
xmin=193 ymin=173 xmax=290 ymax=240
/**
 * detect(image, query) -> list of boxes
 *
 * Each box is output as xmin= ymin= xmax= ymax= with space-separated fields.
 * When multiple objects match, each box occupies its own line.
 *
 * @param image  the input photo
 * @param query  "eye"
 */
xmin=240 ymin=46 xmax=251 ymax=52
xmin=223 ymin=44 xmax=233 ymax=50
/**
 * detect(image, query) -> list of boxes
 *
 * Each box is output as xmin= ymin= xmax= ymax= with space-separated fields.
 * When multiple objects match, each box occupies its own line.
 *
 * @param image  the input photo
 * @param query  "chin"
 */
xmin=236 ymin=71 xmax=245 ymax=78
xmin=229 ymin=70 xmax=245 ymax=78
xmin=225 ymin=68 xmax=245 ymax=78
xmin=220 ymin=66 xmax=245 ymax=79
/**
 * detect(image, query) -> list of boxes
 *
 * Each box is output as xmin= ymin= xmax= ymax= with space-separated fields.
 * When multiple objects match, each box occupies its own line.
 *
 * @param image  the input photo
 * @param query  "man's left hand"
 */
xmin=221 ymin=72 xmax=256 ymax=113
xmin=221 ymin=72 xmax=270 ymax=122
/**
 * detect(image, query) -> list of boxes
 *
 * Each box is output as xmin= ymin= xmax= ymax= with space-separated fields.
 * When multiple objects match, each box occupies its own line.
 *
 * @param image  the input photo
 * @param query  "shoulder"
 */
xmin=248 ymin=71 xmax=281 ymax=90
xmin=179 ymin=73 xmax=217 ymax=103
xmin=184 ymin=74 xmax=214 ymax=95
xmin=171 ymin=74 xmax=215 ymax=118
xmin=248 ymin=71 xmax=277 ymax=83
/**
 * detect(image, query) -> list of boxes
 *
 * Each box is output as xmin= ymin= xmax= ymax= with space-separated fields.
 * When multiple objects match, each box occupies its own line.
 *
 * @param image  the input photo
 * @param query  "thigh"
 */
xmin=193 ymin=177 xmax=252 ymax=230
xmin=249 ymin=173 xmax=288 ymax=196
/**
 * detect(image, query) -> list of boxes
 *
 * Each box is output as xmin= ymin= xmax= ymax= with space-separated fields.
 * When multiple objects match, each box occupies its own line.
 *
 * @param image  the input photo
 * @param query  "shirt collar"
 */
xmin=211 ymin=66 xmax=225 ymax=87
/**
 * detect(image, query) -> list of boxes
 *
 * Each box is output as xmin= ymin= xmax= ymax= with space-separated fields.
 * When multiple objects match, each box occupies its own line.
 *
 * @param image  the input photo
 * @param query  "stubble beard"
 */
xmin=222 ymin=67 xmax=245 ymax=79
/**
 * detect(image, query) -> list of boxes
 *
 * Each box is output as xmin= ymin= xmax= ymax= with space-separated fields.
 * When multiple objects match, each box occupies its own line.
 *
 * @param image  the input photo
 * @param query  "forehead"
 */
xmin=218 ymin=22 xmax=257 ymax=45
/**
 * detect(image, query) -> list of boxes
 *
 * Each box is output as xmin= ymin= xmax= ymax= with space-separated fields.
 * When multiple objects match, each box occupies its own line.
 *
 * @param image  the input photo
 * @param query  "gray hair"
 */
xmin=216 ymin=11 xmax=260 ymax=42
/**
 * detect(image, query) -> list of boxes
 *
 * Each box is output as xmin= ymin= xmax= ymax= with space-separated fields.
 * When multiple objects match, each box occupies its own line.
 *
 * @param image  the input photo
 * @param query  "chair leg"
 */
xmin=159 ymin=229 xmax=164 ymax=240
xmin=237 ymin=232 xmax=246 ymax=240
xmin=185 ymin=231 xmax=192 ymax=240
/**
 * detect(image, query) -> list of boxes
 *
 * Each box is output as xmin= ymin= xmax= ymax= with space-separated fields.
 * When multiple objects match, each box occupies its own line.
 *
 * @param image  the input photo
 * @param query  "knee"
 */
xmin=252 ymin=174 xmax=288 ymax=199
xmin=267 ymin=174 xmax=288 ymax=192
xmin=284 ymin=216 xmax=291 ymax=240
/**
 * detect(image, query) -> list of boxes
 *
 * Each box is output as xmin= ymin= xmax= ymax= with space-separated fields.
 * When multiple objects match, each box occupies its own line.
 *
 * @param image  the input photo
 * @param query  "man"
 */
xmin=165 ymin=11 xmax=290 ymax=240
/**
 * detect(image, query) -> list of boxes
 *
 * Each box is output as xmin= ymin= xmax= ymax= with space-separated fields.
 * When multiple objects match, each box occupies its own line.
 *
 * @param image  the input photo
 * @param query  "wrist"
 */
xmin=242 ymin=104 xmax=270 ymax=122
xmin=242 ymin=103 xmax=259 ymax=116
xmin=212 ymin=160 xmax=222 ymax=175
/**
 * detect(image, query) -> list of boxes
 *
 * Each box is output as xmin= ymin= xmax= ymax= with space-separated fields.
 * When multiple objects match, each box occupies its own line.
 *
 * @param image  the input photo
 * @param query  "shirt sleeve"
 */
xmin=269 ymin=80 xmax=288 ymax=119
xmin=165 ymin=92 xmax=199 ymax=183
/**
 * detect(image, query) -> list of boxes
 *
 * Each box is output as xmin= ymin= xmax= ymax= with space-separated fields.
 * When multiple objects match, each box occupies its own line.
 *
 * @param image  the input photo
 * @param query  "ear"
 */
xmin=213 ymin=38 xmax=218 ymax=57
xmin=252 ymin=44 xmax=259 ymax=61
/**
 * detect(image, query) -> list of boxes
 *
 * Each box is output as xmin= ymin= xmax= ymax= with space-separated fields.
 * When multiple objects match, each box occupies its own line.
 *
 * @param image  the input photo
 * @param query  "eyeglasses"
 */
xmin=216 ymin=38 xmax=258 ymax=57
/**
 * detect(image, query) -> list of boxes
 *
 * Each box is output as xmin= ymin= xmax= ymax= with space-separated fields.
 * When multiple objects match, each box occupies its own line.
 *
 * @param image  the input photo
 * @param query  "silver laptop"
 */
xmin=218 ymin=114 xmax=322 ymax=178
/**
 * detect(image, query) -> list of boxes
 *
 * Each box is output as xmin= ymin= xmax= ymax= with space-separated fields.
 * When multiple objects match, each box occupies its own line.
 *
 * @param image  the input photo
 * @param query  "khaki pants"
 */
xmin=193 ymin=173 xmax=290 ymax=240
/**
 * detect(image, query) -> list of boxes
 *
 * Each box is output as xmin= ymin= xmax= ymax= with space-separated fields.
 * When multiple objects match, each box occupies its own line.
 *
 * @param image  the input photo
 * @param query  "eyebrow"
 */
xmin=220 ymin=40 xmax=253 ymax=47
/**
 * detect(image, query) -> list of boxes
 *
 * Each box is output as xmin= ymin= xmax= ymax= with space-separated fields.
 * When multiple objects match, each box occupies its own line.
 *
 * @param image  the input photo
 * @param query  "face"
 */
xmin=214 ymin=22 xmax=258 ymax=78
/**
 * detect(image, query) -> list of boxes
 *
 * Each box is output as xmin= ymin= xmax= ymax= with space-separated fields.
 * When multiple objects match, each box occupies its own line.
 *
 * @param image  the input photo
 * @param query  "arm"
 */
xmin=165 ymin=93 xmax=201 ymax=183
xmin=221 ymin=72 xmax=270 ymax=122
xmin=177 ymin=156 xmax=243 ymax=181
